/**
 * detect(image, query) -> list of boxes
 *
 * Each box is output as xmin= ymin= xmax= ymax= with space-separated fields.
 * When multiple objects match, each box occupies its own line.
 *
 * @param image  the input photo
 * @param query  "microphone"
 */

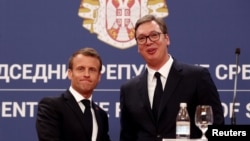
xmin=231 ymin=48 xmax=240 ymax=125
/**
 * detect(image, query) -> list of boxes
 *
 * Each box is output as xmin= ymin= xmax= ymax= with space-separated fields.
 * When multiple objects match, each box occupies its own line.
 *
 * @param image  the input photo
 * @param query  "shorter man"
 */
xmin=36 ymin=47 xmax=111 ymax=141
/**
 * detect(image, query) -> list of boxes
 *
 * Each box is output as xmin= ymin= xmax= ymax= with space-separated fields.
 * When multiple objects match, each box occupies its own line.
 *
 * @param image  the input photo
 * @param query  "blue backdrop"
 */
xmin=0 ymin=0 xmax=249 ymax=141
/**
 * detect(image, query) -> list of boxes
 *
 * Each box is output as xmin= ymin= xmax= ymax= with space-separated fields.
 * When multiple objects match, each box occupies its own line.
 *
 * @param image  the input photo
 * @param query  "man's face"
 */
xmin=68 ymin=54 xmax=101 ymax=97
xmin=136 ymin=20 xmax=170 ymax=69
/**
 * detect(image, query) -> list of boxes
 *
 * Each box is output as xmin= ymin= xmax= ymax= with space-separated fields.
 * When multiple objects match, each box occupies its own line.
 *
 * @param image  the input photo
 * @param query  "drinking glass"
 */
xmin=195 ymin=105 xmax=213 ymax=140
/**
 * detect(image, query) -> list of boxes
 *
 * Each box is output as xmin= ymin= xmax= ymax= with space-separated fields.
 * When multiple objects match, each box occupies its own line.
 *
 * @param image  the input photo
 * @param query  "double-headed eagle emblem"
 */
xmin=78 ymin=0 xmax=169 ymax=49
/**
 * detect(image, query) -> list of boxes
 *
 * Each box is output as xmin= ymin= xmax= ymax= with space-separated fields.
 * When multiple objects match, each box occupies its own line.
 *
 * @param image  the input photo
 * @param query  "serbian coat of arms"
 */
xmin=78 ymin=0 xmax=169 ymax=50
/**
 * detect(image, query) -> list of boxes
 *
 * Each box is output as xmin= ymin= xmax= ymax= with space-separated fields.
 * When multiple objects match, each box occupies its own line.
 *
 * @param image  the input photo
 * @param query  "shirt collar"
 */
xmin=69 ymin=86 xmax=92 ymax=103
xmin=147 ymin=54 xmax=173 ymax=81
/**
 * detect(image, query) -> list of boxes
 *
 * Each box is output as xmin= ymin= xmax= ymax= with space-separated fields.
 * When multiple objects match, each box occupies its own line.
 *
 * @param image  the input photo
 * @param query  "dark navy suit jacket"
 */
xmin=120 ymin=59 xmax=224 ymax=141
xmin=36 ymin=90 xmax=111 ymax=141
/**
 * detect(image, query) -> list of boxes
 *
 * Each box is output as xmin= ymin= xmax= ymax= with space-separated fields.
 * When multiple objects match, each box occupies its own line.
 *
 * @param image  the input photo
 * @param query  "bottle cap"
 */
xmin=180 ymin=102 xmax=187 ymax=107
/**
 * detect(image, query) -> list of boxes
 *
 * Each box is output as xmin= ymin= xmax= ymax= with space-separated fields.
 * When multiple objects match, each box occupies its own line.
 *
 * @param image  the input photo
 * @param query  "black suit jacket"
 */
xmin=36 ymin=90 xmax=111 ymax=141
xmin=120 ymin=59 xmax=224 ymax=141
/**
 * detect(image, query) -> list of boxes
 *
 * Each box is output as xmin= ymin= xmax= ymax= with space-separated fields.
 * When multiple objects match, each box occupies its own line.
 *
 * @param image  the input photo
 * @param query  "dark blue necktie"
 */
xmin=82 ymin=99 xmax=93 ymax=137
xmin=152 ymin=72 xmax=163 ymax=120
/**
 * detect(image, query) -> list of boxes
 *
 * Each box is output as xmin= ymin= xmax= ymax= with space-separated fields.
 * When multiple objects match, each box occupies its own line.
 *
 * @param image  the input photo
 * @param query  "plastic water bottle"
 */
xmin=176 ymin=102 xmax=190 ymax=139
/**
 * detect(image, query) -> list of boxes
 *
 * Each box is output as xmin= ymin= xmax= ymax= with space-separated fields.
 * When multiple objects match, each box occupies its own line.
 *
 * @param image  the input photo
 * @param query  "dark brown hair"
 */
xmin=68 ymin=47 xmax=102 ymax=72
xmin=134 ymin=14 xmax=168 ymax=37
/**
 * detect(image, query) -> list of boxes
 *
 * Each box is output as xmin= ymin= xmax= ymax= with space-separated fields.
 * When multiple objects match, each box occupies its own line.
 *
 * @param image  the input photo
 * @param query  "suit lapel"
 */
xmin=138 ymin=70 xmax=155 ymax=122
xmin=158 ymin=61 xmax=183 ymax=119
xmin=63 ymin=91 xmax=90 ymax=136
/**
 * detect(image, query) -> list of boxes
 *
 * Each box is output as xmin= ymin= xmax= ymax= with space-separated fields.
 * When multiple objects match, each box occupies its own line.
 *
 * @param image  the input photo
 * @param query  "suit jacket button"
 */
xmin=156 ymin=134 xmax=161 ymax=138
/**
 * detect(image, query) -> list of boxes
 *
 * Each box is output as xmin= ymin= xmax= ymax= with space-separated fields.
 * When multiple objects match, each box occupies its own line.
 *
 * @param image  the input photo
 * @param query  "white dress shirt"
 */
xmin=69 ymin=86 xmax=98 ymax=141
xmin=147 ymin=55 xmax=173 ymax=108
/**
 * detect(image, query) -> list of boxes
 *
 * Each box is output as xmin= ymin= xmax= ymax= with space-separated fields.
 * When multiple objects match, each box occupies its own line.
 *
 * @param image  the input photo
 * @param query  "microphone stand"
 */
xmin=231 ymin=48 xmax=240 ymax=125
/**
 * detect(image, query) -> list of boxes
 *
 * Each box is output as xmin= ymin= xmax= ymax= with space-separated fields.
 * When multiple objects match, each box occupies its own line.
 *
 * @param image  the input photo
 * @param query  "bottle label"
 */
xmin=176 ymin=122 xmax=190 ymax=135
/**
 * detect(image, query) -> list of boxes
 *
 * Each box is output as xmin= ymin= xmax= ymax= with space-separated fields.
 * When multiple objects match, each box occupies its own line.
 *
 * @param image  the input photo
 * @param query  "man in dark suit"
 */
xmin=119 ymin=14 xmax=224 ymax=141
xmin=36 ymin=47 xmax=111 ymax=141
